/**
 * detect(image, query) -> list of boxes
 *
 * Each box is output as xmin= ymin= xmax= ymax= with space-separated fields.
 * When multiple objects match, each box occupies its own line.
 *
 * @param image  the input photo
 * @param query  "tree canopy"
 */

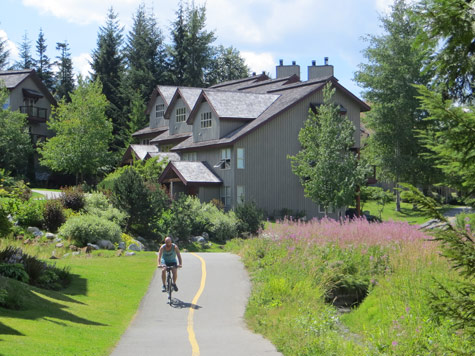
xmin=38 ymin=79 xmax=112 ymax=183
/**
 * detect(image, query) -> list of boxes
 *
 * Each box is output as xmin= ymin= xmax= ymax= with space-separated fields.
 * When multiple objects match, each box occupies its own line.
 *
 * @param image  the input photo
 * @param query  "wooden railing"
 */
xmin=19 ymin=106 xmax=47 ymax=122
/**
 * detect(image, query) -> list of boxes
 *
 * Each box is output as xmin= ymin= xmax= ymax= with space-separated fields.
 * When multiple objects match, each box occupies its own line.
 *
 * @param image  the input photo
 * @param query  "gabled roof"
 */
xmin=163 ymin=87 xmax=202 ymax=119
xmin=145 ymin=85 xmax=178 ymax=115
xmin=0 ymin=69 xmax=56 ymax=105
xmin=159 ymin=161 xmax=222 ymax=186
xmin=237 ymin=75 xmax=300 ymax=93
xmin=186 ymin=90 xmax=280 ymax=124
xmin=146 ymin=152 xmax=181 ymax=161
xmin=129 ymin=144 xmax=159 ymax=160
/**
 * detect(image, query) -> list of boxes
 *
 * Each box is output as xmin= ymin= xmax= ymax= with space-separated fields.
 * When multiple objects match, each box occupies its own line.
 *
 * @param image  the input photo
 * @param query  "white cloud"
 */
xmin=72 ymin=52 xmax=92 ymax=78
xmin=0 ymin=30 xmax=19 ymax=63
xmin=241 ymin=51 xmax=276 ymax=77
xmin=375 ymin=0 xmax=394 ymax=13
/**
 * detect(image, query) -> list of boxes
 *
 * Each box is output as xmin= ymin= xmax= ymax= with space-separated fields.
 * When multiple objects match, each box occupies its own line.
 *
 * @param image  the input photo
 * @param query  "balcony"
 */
xmin=20 ymin=106 xmax=48 ymax=123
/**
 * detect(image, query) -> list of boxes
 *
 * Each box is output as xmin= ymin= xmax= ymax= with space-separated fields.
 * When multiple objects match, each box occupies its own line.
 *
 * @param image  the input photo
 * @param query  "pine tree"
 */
xmin=13 ymin=32 xmax=33 ymax=69
xmin=33 ymin=29 xmax=54 ymax=92
xmin=183 ymin=2 xmax=215 ymax=87
xmin=0 ymin=34 xmax=9 ymax=70
xmin=91 ymin=7 xmax=127 ymax=153
xmin=55 ymin=41 xmax=75 ymax=102
xmin=168 ymin=0 xmax=187 ymax=86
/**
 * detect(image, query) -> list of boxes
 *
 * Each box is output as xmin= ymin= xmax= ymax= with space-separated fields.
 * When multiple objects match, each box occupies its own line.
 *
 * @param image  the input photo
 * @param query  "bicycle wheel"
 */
xmin=167 ymin=270 xmax=172 ymax=304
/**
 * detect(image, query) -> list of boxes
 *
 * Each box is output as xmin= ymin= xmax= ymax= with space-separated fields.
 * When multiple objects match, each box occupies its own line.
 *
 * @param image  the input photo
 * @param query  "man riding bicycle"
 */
xmin=157 ymin=236 xmax=182 ymax=293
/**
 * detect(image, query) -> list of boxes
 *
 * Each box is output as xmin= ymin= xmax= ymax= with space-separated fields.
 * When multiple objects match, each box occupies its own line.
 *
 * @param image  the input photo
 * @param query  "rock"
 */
xmin=69 ymin=244 xmax=78 ymax=251
xmin=202 ymin=232 xmax=209 ymax=239
xmin=55 ymin=243 xmax=64 ymax=248
xmin=97 ymin=239 xmax=115 ymax=250
xmin=72 ymin=251 xmax=80 ymax=256
xmin=116 ymin=249 xmax=124 ymax=257
xmin=419 ymin=219 xmax=439 ymax=229
xmin=197 ymin=236 xmax=207 ymax=244
xmin=27 ymin=226 xmax=41 ymax=234
xmin=125 ymin=251 xmax=136 ymax=256
xmin=87 ymin=243 xmax=100 ymax=250
xmin=191 ymin=236 xmax=200 ymax=242
xmin=118 ymin=241 xmax=126 ymax=250
xmin=55 ymin=237 xmax=62 ymax=242
xmin=45 ymin=232 xmax=55 ymax=240
xmin=33 ymin=230 xmax=44 ymax=238
xmin=63 ymin=253 xmax=70 ymax=258
xmin=128 ymin=243 xmax=141 ymax=252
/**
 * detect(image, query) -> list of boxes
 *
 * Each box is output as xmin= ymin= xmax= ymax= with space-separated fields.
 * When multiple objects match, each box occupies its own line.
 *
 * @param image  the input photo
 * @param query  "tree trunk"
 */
xmin=395 ymin=182 xmax=401 ymax=212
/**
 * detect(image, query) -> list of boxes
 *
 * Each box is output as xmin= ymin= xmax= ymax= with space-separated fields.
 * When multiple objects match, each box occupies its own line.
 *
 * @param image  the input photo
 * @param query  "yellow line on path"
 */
xmin=188 ymin=253 xmax=206 ymax=356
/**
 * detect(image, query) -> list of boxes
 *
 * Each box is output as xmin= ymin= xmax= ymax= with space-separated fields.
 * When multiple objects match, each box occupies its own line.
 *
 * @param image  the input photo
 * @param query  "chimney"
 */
xmin=308 ymin=57 xmax=334 ymax=80
xmin=252 ymin=72 xmax=256 ymax=76
xmin=276 ymin=60 xmax=300 ymax=79
xmin=312 ymin=60 xmax=316 ymax=66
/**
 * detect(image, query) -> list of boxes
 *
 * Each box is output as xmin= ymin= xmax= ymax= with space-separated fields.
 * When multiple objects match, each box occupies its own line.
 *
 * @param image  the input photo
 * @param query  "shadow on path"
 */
xmin=170 ymin=298 xmax=202 ymax=310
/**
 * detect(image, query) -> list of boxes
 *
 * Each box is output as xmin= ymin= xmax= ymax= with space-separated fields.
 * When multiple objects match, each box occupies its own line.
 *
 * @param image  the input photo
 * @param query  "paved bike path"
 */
xmin=110 ymin=252 xmax=282 ymax=356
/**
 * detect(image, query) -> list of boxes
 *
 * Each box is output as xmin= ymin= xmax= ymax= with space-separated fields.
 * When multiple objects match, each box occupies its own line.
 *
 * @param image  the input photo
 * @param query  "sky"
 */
xmin=0 ymin=0 xmax=396 ymax=98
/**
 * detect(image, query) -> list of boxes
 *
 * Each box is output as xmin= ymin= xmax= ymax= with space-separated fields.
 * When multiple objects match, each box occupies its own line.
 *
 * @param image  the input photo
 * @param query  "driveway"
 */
xmin=109 ymin=252 xmax=282 ymax=356
xmin=31 ymin=189 xmax=62 ymax=199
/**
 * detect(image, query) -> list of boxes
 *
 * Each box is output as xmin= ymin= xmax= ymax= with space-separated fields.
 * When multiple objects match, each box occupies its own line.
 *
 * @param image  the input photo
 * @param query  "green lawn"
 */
xmin=0 ymin=252 xmax=157 ymax=356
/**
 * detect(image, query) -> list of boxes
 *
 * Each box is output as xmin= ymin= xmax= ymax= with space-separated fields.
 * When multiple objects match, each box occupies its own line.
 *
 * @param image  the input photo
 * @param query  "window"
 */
xmin=220 ymin=186 xmax=231 ymax=207
xmin=237 ymin=148 xmax=245 ymax=169
xmin=200 ymin=111 xmax=212 ymax=128
xmin=236 ymin=186 xmax=245 ymax=205
xmin=319 ymin=205 xmax=333 ymax=214
xmin=182 ymin=152 xmax=197 ymax=161
xmin=160 ymin=144 xmax=173 ymax=152
xmin=141 ymin=139 xmax=150 ymax=145
xmin=214 ymin=148 xmax=231 ymax=169
xmin=176 ymin=107 xmax=186 ymax=122
xmin=155 ymin=104 xmax=165 ymax=118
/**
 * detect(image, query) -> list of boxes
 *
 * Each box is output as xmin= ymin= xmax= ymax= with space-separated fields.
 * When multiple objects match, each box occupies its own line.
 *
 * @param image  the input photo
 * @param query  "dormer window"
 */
xmin=155 ymin=104 xmax=164 ymax=118
xmin=176 ymin=107 xmax=186 ymax=122
xmin=200 ymin=112 xmax=212 ymax=128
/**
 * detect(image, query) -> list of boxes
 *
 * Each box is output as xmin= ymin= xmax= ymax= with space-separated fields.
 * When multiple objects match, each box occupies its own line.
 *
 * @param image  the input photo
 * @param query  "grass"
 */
xmin=0 ymin=250 xmax=156 ymax=356
xmin=227 ymin=218 xmax=473 ymax=355
xmin=358 ymin=199 xmax=455 ymax=225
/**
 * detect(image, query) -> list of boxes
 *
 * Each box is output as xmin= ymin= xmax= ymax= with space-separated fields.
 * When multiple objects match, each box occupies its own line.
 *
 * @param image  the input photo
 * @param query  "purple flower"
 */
xmin=392 ymin=341 xmax=398 ymax=347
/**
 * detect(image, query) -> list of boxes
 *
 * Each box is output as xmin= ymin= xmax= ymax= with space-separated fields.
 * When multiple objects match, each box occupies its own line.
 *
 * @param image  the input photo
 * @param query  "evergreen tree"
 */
xmin=354 ymin=0 xmax=437 ymax=211
xmin=55 ymin=41 xmax=75 ymax=102
xmin=207 ymin=45 xmax=249 ymax=85
xmin=183 ymin=2 xmax=215 ymax=87
xmin=124 ymin=3 xmax=167 ymax=103
xmin=33 ymin=29 xmax=54 ymax=92
xmin=91 ymin=7 xmax=127 ymax=153
xmin=13 ymin=32 xmax=33 ymax=69
xmin=0 ymin=34 xmax=9 ymax=70
xmin=289 ymin=83 xmax=366 ymax=213
xmin=168 ymin=0 xmax=187 ymax=86
xmin=126 ymin=90 xmax=147 ymax=145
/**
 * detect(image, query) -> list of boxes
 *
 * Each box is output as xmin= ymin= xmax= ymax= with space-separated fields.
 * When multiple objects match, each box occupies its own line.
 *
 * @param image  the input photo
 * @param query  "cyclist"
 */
xmin=157 ymin=236 xmax=182 ymax=293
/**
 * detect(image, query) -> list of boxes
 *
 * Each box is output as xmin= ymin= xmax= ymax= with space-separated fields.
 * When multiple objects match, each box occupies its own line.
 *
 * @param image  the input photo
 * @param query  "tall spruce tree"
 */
xmin=55 ymin=41 xmax=75 ymax=102
xmin=168 ymin=0 xmax=187 ymax=86
xmin=91 ymin=7 xmax=127 ymax=153
xmin=183 ymin=2 xmax=215 ymax=87
xmin=13 ymin=32 xmax=33 ymax=69
xmin=354 ymin=0 xmax=437 ymax=211
xmin=0 ymin=33 xmax=9 ymax=70
xmin=33 ymin=29 xmax=54 ymax=92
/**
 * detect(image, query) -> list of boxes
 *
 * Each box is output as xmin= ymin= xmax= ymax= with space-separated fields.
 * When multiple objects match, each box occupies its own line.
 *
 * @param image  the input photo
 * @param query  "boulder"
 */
xmin=63 ymin=253 xmax=70 ymax=258
xmin=55 ymin=237 xmax=62 ymax=243
xmin=118 ymin=241 xmax=126 ymax=250
xmin=97 ymin=239 xmax=115 ymax=250
xmin=45 ymin=232 xmax=56 ymax=240
xmin=72 ymin=251 xmax=80 ymax=256
xmin=202 ymin=232 xmax=209 ymax=239
xmin=128 ymin=243 xmax=141 ymax=252
xmin=55 ymin=242 xmax=64 ymax=248
xmin=87 ymin=243 xmax=100 ymax=250
xmin=69 ymin=244 xmax=78 ymax=251
xmin=191 ymin=236 xmax=200 ymax=242
xmin=125 ymin=251 xmax=136 ymax=256
xmin=27 ymin=226 xmax=41 ymax=235
xmin=197 ymin=236 xmax=207 ymax=244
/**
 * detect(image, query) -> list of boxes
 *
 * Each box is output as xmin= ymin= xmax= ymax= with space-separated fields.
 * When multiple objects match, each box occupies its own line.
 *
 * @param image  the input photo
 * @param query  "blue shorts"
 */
xmin=161 ymin=260 xmax=177 ymax=267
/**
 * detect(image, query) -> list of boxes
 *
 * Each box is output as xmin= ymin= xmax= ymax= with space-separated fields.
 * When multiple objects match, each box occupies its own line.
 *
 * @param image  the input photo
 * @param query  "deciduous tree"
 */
xmin=207 ymin=45 xmax=249 ymax=85
xmin=38 ymin=79 xmax=112 ymax=183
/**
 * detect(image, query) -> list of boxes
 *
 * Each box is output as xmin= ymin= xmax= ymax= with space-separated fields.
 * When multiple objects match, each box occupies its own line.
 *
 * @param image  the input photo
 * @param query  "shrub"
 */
xmin=59 ymin=214 xmax=122 ymax=246
xmin=235 ymin=201 xmax=265 ymax=236
xmin=0 ymin=205 xmax=12 ymax=237
xmin=208 ymin=210 xmax=238 ymax=242
xmin=43 ymin=199 xmax=66 ymax=232
xmin=14 ymin=200 xmax=45 ymax=227
xmin=21 ymin=254 xmax=46 ymax=285
xmin=168 ymin=194 xmax=195 ymax=241
xmin=0 ymin=263 xmax=29 ymax=283
xmin=0 ymin=276 xmax=26 ymax=309
xmin=84 ymin=192 xmax=127 ymax=227
xmin=60 ymin=186 xmax=85 ymax=211
xmin=455 ymin=212 xmax=475 ymax=233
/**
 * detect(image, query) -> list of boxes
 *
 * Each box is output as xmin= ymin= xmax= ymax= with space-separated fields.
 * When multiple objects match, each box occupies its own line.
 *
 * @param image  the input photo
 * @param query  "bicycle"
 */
xmin=162 ymin=265 xmax=181 ymax=305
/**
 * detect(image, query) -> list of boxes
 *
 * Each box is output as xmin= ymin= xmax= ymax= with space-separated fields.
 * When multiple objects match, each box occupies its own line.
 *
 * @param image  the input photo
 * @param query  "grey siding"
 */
xmin=219 ymin=119 xmax=245 ymax=138
xmin=169 ymin=98 xmax=192 ymax=135
xmin=234 ymin=89 xmax=359 ymax=219
xmin=192 ymin=102 xmax=219 ymax=142
xmin=149 ymin=96 xmax=167 ymax=129
xmin=198 ymin=186 xmax=220 ymax=203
